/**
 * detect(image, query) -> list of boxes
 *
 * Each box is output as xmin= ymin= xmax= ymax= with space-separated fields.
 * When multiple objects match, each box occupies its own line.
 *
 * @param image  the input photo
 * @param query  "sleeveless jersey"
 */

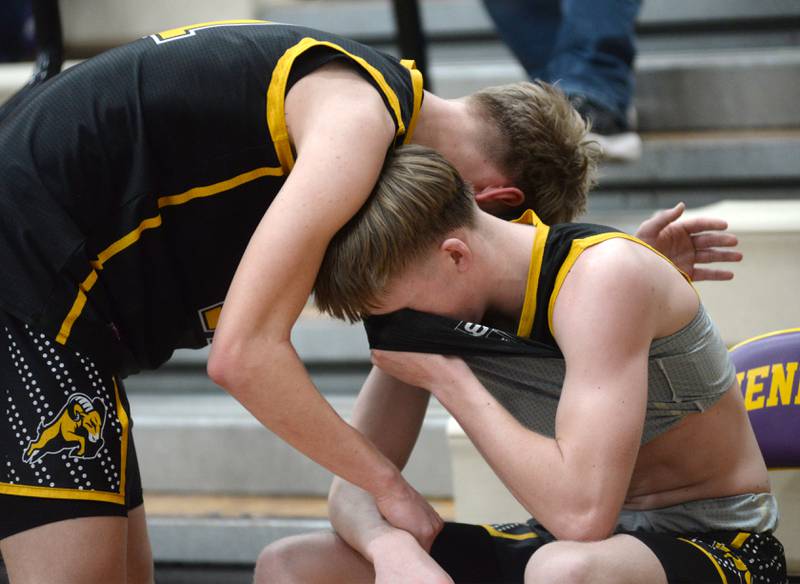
xmin=366 ymin=209 xmax=735 ymax=443
xmin=0 ymin=20 xmax=424 ymax=375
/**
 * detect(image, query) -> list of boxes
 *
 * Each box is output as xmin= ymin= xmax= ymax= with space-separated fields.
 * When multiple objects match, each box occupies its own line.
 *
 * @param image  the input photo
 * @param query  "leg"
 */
xmin=255 ymin=531 xmax=375 ymax=584
xmin=126 ymin=504 xmax=154 ymax=584
xmin=1 ymin=516 xmax=129 ymax=584
xmin=546 ymin=0 xmax=642 ymax=120
xmin=481 ymin=0 xmax=562 ymax=80
xmin=524 ymin=534 xmax=668 ymax=584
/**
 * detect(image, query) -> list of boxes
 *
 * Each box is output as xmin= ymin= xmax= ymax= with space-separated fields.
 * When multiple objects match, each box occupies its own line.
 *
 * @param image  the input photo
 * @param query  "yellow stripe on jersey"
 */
xmin=481 ymin=524 xmax=539 ymax=541
xmin=114 ymin=377 xmax=130 ymax=499
xmin=150 ymin=20 xmax=273 ymax=44
xmin=56 ymin=166 xmax=283 ymax=345
xmin=56 ymin=269 xmax=99 ymax=345
xmin=512 ymin=209 xmax=549 ymax=338
xmin=730 ymin=532 xmax=751 ymax=549
xmin=546 ymin=232 xmax=695 ymax=337
xmin=267 ymin=37 xmax=409 ymax=173
xmin=400 ymin=59 xmax=424 ymax=144
xmin=156 ymin=166 xmax=284 ymax=208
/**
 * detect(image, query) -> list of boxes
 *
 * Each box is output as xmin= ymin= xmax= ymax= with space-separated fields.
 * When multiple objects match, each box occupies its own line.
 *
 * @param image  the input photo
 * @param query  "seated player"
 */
xmin=256 ymin=145 xmax=787 ymax=584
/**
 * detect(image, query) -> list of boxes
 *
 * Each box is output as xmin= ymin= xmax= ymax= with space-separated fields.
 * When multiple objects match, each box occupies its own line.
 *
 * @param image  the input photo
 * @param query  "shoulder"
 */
xmin=551 ymin=238 xmax=665 ymax=345
xmin=564 ymin=237 xmax=662 ymax=299
xmin=285 ymin=61 xmax=395 ymax=148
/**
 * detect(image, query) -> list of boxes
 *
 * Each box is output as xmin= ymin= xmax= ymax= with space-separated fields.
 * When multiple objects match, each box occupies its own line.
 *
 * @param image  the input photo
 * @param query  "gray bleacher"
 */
xmin=0 ymin=1 xmax=798 ymax=582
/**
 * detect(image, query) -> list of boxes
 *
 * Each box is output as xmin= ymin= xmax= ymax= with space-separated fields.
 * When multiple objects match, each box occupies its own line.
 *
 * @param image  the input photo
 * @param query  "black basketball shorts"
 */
xmin=431 ymin=521 xmax=787 ymax=584
xmin=0 ymin=312 xmax=142 ymax=540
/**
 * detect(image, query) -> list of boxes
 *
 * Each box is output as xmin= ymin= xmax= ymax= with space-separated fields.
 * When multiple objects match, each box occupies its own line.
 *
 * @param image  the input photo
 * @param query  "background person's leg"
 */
xmin=1 ymin=515 xmax=129 ymax=584
xmin=255 ymin=531 xmax=375 ymax=584
xmin=524 ymin=534 xmax=668 ymax=584
xmin=481 ymin=0 xmax=561 ymax=81
xmin=544 ymin=0 xmax=642 ymax=127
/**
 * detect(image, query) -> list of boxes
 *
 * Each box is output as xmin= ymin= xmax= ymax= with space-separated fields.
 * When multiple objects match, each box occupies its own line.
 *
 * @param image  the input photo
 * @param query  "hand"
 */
xmin=374 ymin=477 xmax=444 ymax=552
xmin=370 ymin=350 xmax=470 ymax=394
xmin=369 ymin=529 xmax=454 ymax=584
xmin=634 ymin=202 xmax=743 ymax=281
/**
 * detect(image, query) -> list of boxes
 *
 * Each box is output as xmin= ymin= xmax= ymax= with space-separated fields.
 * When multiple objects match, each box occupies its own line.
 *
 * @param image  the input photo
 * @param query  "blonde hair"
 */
xmin=314 ymin=145 xmax=475 ymax=322
xmin=468 ymin=81 xmax=600 ymax=223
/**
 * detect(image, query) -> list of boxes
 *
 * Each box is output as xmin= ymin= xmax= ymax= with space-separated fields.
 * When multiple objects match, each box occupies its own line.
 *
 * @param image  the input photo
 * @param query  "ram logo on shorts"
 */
xmin=22 ymin=393 xmax=107 ymax=464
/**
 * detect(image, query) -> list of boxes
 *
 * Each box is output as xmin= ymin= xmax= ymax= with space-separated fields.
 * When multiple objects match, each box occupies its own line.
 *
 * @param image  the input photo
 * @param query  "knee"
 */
xmin=255 ymin=536 xmax=307 ymax=584
xmin=524 ymin=541 xmax=594 ymax=584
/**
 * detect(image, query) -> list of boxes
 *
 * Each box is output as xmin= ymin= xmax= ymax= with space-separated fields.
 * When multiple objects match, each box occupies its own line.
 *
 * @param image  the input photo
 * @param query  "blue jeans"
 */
xmin=482 ymin=0 xmax=642 ymax=123
xmin=0 ymin=0 xmax=33 ymax=62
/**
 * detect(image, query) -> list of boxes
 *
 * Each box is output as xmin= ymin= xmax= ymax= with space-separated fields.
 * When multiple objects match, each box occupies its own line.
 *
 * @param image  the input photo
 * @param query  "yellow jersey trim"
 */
xmin=56 ymin=166 xmax=283 ymax=345
xmin=151 ymin=19 xmax=273 ymax=44
xmin=512 ymin=209 xmax=549 ymax=338
xmin=481 ymin=524 xmax=539 ymax=541
xmin=0 ymin=377 xmax=128 ymax=505
xmin=400 ymin=59 xmax=424 ymax=145
xmin=0 ymin=483 xmax=125 ymax=504
xmin=114 ymin=377 xmax=130 ymax=499
xmin=546 ymin=232 xmax=695 ymax=337
xmin=678 ymin=538 xmax=728 ymax=584
xmin=730 ymin=532 xmax=751 ymax=549
xmin=56 ymin=269 xmax=99 ymax=345
xmin=266 ymin=37 xmax=408 ymax=173
xmin=729 ymin=327 xmax=800 ymax=352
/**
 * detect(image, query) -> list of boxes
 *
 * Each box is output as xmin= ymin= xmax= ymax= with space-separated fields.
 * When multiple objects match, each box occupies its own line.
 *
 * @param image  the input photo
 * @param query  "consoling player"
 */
xmin=257 ymin=145 xmax=785 ymax=583
xmin=0 ymin=19 xmax=738 ymax=583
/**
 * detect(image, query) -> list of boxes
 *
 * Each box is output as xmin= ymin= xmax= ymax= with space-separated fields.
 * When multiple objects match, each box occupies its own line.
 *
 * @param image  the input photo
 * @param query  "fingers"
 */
xmin=691 ymin=232 xmax=738 ymax=249
xmin=690 ymin=268 xmax=736 ymax=282
xmin=638 ymin=202 xmax=686 ymax=236
xmin=678 ymin=216 xmax=730 ymax=235
xmin=693 ymin=249 xmax=743 ymax=264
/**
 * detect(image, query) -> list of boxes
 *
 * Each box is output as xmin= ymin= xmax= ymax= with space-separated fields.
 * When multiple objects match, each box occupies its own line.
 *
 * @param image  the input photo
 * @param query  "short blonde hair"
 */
xmin=469 ymin=81 xmax=600 ymax=223
xmin=314 ymin=145 xmax=475 ymax=322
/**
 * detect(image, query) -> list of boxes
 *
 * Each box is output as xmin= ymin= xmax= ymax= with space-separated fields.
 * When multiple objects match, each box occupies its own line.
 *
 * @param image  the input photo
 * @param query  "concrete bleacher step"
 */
xmin=129 ymin=390 xmax=454 ymax=498
xmin=258 ymin=0 xmax=800 ymax=45
xmin=259 ymin=0 xmax=800 ymax=132
xmin=419 ymin=46 xmax=800 ymax=131
xmin=3 ymin=0 xmax=798 ymax=133
xmin=144 ymin=493 xmax=453 ymax=564
xmin=4 ymin=47 xmax=798 ymax=133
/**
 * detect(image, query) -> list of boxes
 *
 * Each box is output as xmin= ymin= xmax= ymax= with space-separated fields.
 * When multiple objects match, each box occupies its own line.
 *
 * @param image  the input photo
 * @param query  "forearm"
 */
xmin=212 ymin=338 xmax=400 ymax=497
xmin=436 ymin=377 xmax=622 ymax=540
xmin=329 ymin=478 xmax=400 ymax=562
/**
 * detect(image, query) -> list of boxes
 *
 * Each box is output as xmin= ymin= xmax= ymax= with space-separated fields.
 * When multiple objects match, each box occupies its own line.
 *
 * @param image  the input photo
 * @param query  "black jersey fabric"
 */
xmin=364 ymin=210 xmax=622 ymax=356
xmin=0 ymin=20 xmax=423 ymax=375
xmin=365 ymin=308 xmax=561 ymax=358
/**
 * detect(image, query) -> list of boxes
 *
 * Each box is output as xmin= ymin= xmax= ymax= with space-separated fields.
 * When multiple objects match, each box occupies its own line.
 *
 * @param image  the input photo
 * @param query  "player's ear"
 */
xmin=440 ymin=237 xmax=472 ymax=272
xmin=474 ymin=186 xmax=525 ymax=214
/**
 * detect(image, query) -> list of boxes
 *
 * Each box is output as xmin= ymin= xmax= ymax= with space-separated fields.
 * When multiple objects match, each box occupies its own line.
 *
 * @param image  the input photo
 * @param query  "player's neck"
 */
xmin=475 ymin=215 xmax=537 ymax=323
xmin=411 ymin=93 xmax=473 ymax=156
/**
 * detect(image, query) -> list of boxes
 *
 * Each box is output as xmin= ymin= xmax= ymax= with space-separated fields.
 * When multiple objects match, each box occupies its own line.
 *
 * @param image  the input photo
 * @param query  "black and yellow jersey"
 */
xmin=365 ymin=210 xmax=733 ymax=445
xmin=0 ymin=20 xmax=424 ymax=374
xmin=510 ymin=208 xmax=671 ymax=346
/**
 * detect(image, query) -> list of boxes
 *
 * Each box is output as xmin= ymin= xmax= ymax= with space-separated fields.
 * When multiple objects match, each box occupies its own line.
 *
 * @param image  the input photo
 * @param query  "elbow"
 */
xmin=207 ymin=339 xmax=244 ymax=390
xmin=545 ymin=506 xmax=617 ymax=543
xmin=206 ymin=333 xmax=286 ymax=391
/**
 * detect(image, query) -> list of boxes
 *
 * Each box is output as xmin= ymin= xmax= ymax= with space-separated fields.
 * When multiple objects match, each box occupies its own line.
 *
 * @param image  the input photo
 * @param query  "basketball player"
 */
xmin=0 ymin=20 xmax=737 ymax=583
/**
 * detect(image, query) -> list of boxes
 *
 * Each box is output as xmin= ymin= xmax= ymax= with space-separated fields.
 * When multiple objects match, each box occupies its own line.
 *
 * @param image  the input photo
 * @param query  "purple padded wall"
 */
xmin=730 ymin=328 xmax=800 ymax=468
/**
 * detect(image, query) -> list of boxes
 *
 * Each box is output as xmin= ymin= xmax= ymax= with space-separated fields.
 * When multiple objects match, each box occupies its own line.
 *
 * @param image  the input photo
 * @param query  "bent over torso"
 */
xmin=0 ymin=20 xmax=423 ymax=375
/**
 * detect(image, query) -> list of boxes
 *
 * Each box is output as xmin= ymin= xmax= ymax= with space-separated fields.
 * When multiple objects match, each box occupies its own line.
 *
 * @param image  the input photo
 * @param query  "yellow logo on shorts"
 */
xmin=23 ymin=393 xmax=106 ymax=464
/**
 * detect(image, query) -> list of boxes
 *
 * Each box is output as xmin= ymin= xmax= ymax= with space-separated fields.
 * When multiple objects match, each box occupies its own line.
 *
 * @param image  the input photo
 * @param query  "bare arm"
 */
xmin=206 ymin=65 xmax=435 ymax=539
xmin=371 ymin=243 xmax=661 ymax=541
xmin=329 ymin=367 xmax=452 ymax=583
